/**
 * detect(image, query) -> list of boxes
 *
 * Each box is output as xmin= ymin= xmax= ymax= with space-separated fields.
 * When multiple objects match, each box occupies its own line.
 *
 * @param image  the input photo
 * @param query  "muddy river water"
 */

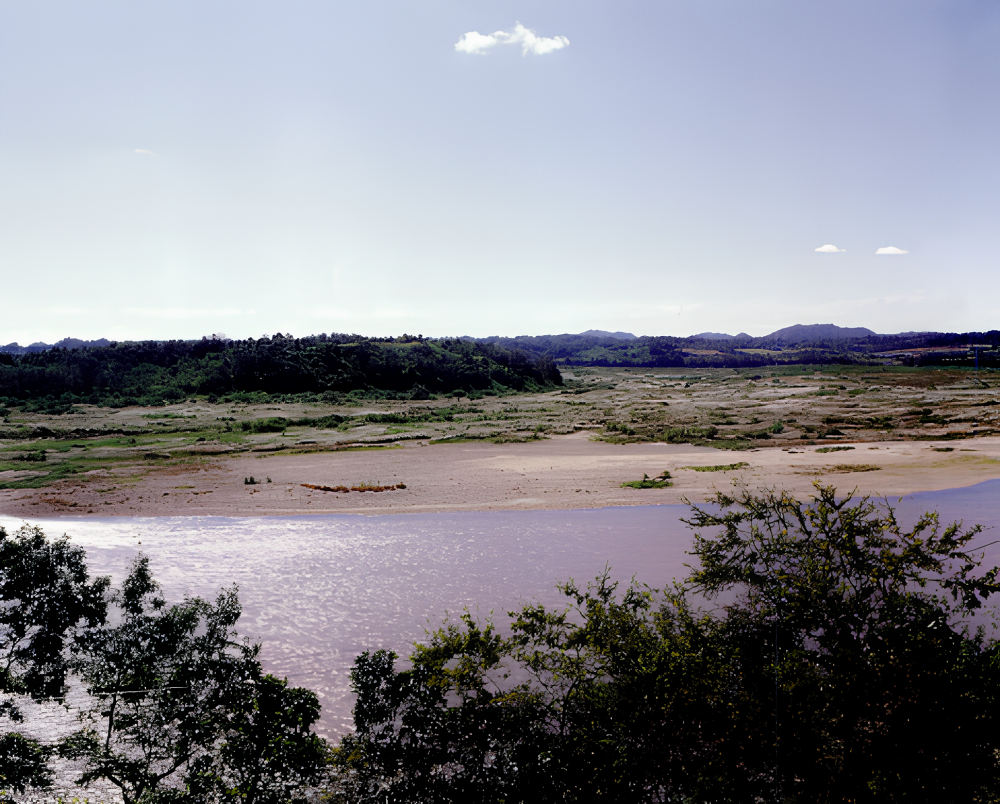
xmin=4 ymin=479 xmax=999 ymax=738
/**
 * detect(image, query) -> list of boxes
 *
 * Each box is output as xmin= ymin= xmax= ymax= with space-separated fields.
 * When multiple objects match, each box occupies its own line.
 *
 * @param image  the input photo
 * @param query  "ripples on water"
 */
xmin=4 ymin=479 xmax=999 ymax=738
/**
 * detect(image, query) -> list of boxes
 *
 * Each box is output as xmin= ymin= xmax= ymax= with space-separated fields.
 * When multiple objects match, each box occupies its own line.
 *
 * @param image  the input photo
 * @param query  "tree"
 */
xmin=0 ymin=525 xmax=109 ymax=704
xmin=330 ymin=485 xmax=1000 ymax=803
xmin=202 ymin=673 xmax=329 ymax=804
xmin=330 ymin=576 xmax=734 ymax=804
xmin=0 ymin=525 xmax=108 ymax=794
xmin=62 ymin=556 xmax=328 ymax=804
xmin=684 ymin=483 xmax=1000 ymax=803
xmin=0 ymin=732 xmax=51 ymax=796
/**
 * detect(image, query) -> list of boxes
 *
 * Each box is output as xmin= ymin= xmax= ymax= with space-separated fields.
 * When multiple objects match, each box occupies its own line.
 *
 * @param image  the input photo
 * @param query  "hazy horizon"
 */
xmin=3 ymin=1 xmax=998 ymax=343
xmin=2 ymin=322 xmax=984 ymax=348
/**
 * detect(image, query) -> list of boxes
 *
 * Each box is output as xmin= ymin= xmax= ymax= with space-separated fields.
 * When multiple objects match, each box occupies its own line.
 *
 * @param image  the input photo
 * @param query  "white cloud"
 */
xmin=455 ymin=23 xmax=570 ymax=56
xmin=454 ymin=31 xmax=502 ymax=55
xmin=814 ymin=244 xmax=845 ymax=253
xmin=133 ymin=149 xmax=159 ymax=157
xmin=875 ymin=246 xmax=909 ymax=255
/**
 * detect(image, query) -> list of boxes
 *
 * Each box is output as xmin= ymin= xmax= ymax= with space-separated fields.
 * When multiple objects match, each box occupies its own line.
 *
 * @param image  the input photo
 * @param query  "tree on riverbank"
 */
xmin=329 ymin=484 xmax=1000 ymax=803
xmin=0 ymin=530 xmax=329 ymax=802
xmin=0 ymin=525 xmax=109 ymax=793
xmin=61 ymin=556 xmax=329 ymax=804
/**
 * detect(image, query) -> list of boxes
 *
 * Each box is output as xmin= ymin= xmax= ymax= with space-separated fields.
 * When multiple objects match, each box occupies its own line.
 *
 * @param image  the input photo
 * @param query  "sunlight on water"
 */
xmin=4 ymin=480 xmax=999 ymax=738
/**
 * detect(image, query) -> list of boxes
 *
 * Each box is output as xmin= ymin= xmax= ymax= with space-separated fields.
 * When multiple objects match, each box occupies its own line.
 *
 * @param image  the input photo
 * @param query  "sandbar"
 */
xmin=3 ymin=431 xmax=1000 ymax=518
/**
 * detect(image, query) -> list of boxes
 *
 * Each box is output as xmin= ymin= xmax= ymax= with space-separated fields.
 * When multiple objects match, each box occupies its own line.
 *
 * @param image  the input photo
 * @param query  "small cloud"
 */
xmin=455 ymin=31 xmax=501 ymax=55
xmin=133 ymin=149 xmax=159 ymax=157
xmin=875 ymin=246 xmax=909 ymax=255
xmin=815 ymin=244 xmax=845 ymax=253
xmin=455 ymin=23 xmax=569 ymax=56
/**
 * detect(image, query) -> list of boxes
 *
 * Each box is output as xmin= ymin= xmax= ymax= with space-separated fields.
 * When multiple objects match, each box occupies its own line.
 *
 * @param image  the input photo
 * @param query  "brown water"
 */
xmin=5 ymin=479 xmax=998 ymax=738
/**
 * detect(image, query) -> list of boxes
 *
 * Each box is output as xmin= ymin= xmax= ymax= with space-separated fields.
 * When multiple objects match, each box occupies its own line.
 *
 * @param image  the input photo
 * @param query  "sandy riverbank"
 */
xmin=3 ymin=431 xmax=1000 ymax=518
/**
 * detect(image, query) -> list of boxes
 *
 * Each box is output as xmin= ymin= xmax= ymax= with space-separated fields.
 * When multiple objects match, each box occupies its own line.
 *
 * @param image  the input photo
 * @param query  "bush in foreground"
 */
xmin=0 ymin=528 xmax=328 ymax=803
xmin=330 ymin=484 xmax=1000 ymax=803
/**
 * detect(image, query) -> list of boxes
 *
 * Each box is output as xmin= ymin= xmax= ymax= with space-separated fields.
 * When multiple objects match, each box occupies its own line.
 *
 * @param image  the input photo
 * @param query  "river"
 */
xmin=3 ymin=479 xmax=999 ymax=738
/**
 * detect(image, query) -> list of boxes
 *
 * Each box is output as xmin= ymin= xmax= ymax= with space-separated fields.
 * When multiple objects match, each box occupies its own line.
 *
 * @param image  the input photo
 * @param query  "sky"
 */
xmin=2 ymin=0 xmax=999 ymax=343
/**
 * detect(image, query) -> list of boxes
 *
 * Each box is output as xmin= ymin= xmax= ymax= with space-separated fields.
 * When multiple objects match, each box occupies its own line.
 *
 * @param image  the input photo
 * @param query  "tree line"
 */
xmin=4 ymin=485 xmax=1000 ymax=801
xmin=0 ymin=334 xmax=562 ymax=412
xmin=480 ymin=331 xmax=1000 ymax=370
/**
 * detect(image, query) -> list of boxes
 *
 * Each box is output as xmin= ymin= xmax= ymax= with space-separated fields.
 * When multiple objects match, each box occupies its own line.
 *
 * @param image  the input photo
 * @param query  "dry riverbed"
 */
xmin=1 ymin=365 xmax=998 ymax=517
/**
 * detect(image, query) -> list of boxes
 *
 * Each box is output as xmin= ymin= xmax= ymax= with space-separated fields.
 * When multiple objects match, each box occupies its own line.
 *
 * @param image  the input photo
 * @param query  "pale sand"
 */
xmin=3 ymin=431 xmax=1000 ymax=518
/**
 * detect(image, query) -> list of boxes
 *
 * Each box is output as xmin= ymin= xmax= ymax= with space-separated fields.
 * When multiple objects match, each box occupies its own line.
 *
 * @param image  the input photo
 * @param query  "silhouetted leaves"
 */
xmin=331 ymin=486 xmax=1000 ymax=803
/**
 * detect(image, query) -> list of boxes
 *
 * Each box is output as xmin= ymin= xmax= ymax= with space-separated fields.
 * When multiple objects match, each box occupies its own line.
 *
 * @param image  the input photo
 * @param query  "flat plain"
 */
xmin=1 ymin=365 xmax=998 ymax=517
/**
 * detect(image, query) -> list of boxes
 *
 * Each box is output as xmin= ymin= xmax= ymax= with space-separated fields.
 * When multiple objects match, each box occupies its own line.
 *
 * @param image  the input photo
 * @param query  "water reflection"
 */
xmin=4 ymin=479 xmax=998 ymax=738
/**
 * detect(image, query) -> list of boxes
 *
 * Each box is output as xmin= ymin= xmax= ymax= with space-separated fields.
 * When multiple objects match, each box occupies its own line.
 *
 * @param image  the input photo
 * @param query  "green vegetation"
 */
xmin=1 ymin=526 xmax=328 ymax=802
xmin=8 ymin=488 xmax=1000 ymax=800
xmin=620 ymin=471 xmax=672 ymax=489
xmin=329 ymin=486 xmax=1000 ymax=801
xmin=815 ymin=446 xmax=854 ymax=453
xmin=661 ymin=425 xmax=718 ymax=443
xmin=683 ymin=462 xmax=750 ymax=472
xmin=478 ymin=329 xmax=1000 ymax=370
xmin=0 ymin=334 xmax=561 ymax=410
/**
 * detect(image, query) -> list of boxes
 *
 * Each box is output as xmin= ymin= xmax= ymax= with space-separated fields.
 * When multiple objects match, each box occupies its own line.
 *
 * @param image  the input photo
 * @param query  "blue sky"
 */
xmin=2 ymin=0 xmax=998 ymax=342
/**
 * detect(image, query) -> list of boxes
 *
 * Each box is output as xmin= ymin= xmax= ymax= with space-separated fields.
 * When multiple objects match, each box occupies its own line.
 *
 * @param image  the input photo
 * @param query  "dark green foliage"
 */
xmin=0 ymin=525 xmax=109 ymax=702
xmin=0 ymin=525 xmax=108 ymax=794
xmin=479 ymin=334 xmax=686 ymax=368
xmin=201 ymin=674 xmax=328 ymax=804
xmin=331 ymin=575 xmax=737 ymax=804
xmin=0 ymin=732 xmax=52 ymax=793
xmin=0 ymin=530 xmax=327 ymax=801
xmin=0 ymin=335 xmax=561 ymax=410
xmin=475 ymin=331 xmax=1000 ymax=369
xmin=684 ymin=485 xmax=1000 ymax=802
xmin=331 ymin=486 xmax=1000 ymax=803
xmin=62 ymin=557 xmax=328 ymax=804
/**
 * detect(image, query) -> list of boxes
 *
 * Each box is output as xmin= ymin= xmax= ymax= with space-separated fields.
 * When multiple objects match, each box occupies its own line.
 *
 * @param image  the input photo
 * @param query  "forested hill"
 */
xmin=475 ymin=329 xmax=1000 ymax=369
xmin=0 ymin=335 xmax=561 ymax=411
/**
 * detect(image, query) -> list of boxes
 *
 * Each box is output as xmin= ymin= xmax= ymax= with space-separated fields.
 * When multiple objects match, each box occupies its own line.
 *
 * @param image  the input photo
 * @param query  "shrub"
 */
xmin=239 ymin=417 xmax=287 ymax=434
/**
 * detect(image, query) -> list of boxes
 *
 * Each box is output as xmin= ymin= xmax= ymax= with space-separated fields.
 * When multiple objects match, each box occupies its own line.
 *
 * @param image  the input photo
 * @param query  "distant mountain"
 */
xmin=691 ymin=332 xmax=751 ymax=340
xmin=0 ymin=337 xmax=111 ymax=355
xmin=764 ymin=324 xmax=876 ymax=344
xmin=578 ymin=330 xmax=636 ymax=340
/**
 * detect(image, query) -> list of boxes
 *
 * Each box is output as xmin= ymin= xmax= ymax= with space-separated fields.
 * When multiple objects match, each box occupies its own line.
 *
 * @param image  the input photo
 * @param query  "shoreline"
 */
xmin=3 ymin=431 xmax=1000 ymax=520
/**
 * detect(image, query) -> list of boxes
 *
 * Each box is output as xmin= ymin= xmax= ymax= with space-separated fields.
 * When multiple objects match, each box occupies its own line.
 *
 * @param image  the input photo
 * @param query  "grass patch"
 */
xmin=682 ymin=462 xmax=750 ymax=472
xmin=816 ymin=446 xmax=854 ymax=453
xmin=620 ymin=471 xmax=672 ymax=489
